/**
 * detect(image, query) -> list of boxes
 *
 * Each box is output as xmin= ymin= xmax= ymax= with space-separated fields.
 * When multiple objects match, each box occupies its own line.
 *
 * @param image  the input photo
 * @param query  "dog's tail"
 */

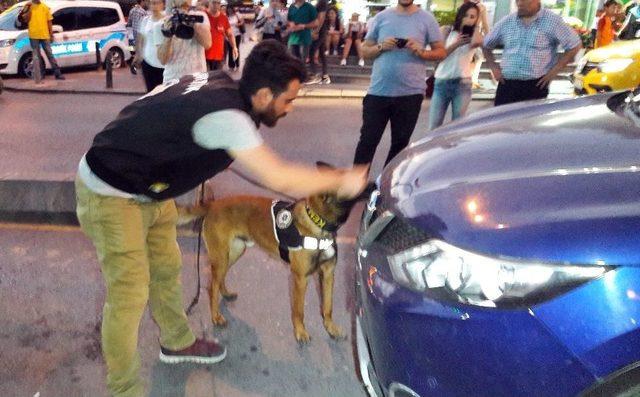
xmin=176 ymin=204 xmax=209 ymax=225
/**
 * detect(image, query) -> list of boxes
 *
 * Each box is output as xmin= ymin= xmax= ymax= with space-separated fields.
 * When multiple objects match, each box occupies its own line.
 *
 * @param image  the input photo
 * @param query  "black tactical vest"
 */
xmin=85 ymin=71 xmax=255 ymax=200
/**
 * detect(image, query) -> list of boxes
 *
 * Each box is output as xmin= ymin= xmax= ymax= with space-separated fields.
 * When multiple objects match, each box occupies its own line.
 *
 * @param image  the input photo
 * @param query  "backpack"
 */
xmin=14 ymin=4 xmax=30 ymax=30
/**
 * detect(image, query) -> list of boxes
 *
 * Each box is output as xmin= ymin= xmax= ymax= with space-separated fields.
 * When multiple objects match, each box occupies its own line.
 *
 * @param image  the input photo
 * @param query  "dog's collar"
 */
xmin=305 ymin=205 xmax=338 ymax=232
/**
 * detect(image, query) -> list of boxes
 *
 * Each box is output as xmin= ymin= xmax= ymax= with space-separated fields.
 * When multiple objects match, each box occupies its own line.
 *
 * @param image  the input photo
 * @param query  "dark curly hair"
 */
xmin=239 ymin=40 xmax=307 ymax=98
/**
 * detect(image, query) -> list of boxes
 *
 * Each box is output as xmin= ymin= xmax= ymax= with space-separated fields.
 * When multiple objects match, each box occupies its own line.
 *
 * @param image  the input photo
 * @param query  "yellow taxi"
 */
xmin=572 ymin=39 xmax=640 ymax=95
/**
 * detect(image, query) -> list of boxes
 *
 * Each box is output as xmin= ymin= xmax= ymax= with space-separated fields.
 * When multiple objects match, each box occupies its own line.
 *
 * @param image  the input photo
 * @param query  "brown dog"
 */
xmin=179 ymin=184 xmax=373 ymax=343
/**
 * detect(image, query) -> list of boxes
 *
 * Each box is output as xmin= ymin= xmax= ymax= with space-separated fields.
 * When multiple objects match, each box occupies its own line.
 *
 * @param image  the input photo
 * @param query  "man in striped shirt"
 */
xmin=482 ymin=0 xmax=581 ymax=106
xmin=127 ymin=0 xmax=148 ymax=46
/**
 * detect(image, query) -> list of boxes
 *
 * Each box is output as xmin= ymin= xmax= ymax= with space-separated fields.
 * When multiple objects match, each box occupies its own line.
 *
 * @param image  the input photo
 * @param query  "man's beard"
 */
xmin=260 ymin=101 xmax=285 ymax=127
xmin=398 ymin=0 xmax=414 ymax=8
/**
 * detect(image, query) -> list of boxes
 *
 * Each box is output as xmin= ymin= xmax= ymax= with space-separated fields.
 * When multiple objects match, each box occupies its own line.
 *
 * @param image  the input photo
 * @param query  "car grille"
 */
xmin=376 ymin=217 xmax=430 ymax=252
xmin=581 ymin=62 xmax=599 ymax=76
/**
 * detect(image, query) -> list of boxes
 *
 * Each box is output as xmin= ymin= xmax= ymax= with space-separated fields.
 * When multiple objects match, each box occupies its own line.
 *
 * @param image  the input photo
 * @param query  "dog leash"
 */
xmin=186 ymin=181 xmax=206 ymax=316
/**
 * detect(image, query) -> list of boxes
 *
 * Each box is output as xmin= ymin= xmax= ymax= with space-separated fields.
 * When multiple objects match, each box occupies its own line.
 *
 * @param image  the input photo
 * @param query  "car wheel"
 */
xmin=18 ymin=52 xmax=45 ymax=79
xmin=105 ymin=48 xmax=125 ymax=69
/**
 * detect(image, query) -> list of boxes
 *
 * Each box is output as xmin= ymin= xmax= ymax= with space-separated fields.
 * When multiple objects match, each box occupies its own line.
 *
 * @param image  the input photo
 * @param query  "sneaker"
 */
xmin=321 ymin=74 xmax=331 ymax=84
xmin=55 ymin=74 xmax=65 ymax=80
xmin=340 ymin=59 xmax=347 ymax=66
xmin=358 ymin=58 xmax=365 ymax=67
xmin=324 ymin=50 xmax=329 ymax=56
xmin=159 ymin=338 xmax=227 ymax=364
xmin=304 ymin=74 xmax=322 ymax=85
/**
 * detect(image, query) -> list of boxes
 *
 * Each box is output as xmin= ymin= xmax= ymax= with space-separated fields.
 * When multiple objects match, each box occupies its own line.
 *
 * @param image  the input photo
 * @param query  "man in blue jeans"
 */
xmin=21 ymin=0 xmax=65 ymax=83
xmin=353 ymin=0 xmax=445 ymax=167
xmin=287 ymin=0 xmax=318 ymax=80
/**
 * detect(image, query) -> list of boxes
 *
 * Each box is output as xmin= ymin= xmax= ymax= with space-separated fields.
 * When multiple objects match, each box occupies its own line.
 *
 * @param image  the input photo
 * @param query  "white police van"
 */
xmin=0 ymin=0 xmax=131 ymax=78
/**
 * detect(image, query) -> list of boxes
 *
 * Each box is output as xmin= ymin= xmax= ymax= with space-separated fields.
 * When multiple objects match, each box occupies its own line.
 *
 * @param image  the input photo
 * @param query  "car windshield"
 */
xmin=0 ymin=7 xmax=20 ymax=31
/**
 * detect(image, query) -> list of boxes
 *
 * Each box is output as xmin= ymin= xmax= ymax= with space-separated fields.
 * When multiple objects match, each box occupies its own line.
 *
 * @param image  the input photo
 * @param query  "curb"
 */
xmin=3 ymin=84 xmax=500 ymax=100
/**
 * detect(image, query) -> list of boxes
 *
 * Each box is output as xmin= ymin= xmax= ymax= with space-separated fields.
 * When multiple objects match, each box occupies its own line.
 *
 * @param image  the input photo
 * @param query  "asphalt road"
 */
xmin=0 ymin=91 xmax=493 ymax=397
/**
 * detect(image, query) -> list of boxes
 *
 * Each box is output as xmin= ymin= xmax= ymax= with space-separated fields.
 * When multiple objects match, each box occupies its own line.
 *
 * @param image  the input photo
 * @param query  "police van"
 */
xmin=0 ymin=0 xmax=131 ymax=78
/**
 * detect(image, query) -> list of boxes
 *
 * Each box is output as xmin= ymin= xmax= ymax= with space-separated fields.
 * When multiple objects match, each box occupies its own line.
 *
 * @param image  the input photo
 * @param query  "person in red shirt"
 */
xmin=205 ymin=0 xmax=238 ymax=70
xmin=596 ymin=0 xmax=620 ymax=48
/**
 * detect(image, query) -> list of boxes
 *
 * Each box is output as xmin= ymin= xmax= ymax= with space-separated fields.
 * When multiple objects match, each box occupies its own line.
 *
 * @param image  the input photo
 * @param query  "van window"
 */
xmin=76 ymin=7 xmax=120 ymax=30
xmin=52 ymin=8 xmax=77 ymax=31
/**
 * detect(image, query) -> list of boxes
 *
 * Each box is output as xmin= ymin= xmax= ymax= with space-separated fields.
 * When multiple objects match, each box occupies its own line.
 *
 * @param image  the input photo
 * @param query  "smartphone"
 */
xmin=461 ymin=25 xmax=475 ymax=37
xmin=395 ymin=38 xmax=408 ymax=48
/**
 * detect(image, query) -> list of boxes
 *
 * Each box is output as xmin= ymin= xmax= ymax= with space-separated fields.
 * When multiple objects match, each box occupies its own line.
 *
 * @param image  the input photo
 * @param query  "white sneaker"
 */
xmin=321 ymin=75 xmax=331 ymax=84
xmin=358 ymin=58 xmax=365 ymax=67
xmin=340 ymin=59 xmax=347 ymax=66
xmin=324 ymin=50 xmax=329 ymax=56
xmin=304 ymin=74 xmax=322 ymax=85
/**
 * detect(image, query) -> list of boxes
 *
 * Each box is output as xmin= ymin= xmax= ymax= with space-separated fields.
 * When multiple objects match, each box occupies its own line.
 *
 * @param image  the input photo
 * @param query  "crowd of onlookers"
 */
xmin=591 ymin=0 xmax=640 ymax=48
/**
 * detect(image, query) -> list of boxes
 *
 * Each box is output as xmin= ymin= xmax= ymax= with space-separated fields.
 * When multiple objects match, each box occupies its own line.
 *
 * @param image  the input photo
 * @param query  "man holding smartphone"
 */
xmin=352 ymin=0 xmax=446 ymax=169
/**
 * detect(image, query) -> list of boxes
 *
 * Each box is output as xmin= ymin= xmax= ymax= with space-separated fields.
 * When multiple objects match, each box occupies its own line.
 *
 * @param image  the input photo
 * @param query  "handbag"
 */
xmin=15 ymin=5 xmax=30 ymax=30
xmin=425 ymin=75 xmax=435 ymax=98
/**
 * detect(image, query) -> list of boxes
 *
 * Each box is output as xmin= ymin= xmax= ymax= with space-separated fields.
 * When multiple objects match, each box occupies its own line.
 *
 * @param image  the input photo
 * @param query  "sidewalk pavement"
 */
xmin=1 ymin=66 xmax=576 ymax=100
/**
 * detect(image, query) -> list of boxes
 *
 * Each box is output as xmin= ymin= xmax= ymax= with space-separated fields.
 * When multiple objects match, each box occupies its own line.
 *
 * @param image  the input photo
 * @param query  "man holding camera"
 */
xmin=352 ymin=0 xmax=445 ymax=168
xmin=158 ymin=0 xmax=211 ymax=83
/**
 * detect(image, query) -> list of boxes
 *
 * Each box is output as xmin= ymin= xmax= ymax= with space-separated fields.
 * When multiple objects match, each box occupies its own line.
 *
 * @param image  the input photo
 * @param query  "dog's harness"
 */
xmin=271 ymin=200 xmax=336 ymax=263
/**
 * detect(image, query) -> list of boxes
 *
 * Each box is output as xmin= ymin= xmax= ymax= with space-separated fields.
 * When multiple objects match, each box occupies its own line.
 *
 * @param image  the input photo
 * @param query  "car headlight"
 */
xmin=598 ymin=58 xmax=634 ymax=73
xmin=0 ymin=39 xmax=16 ymax=48
xmin=388 ymin=239 xmax=612 ymax=308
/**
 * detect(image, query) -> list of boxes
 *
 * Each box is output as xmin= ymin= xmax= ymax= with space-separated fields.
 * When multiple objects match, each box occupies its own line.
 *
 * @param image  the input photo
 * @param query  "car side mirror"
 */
xmin=52 ymin=24 xmax=63 ymax=33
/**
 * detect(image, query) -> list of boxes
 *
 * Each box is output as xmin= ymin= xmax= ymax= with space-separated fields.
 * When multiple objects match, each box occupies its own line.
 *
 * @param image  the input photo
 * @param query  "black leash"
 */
xmin=186 ymin=182 xmax=206 ymax=315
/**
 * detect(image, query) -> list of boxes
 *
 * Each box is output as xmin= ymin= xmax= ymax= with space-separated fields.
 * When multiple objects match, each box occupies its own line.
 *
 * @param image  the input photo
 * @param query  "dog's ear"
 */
xmin=316 ymin=161 xmax=335 ymax=170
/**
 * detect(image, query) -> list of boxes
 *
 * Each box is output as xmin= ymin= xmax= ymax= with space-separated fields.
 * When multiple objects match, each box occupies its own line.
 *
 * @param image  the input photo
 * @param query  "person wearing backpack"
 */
xmin=19 ymin=0 xmax=65 ymax=83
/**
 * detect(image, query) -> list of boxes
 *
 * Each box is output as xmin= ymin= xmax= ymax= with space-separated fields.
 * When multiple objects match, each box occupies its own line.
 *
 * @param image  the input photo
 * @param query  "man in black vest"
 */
xmin=75 ymin=40 xmax=367 ymax=397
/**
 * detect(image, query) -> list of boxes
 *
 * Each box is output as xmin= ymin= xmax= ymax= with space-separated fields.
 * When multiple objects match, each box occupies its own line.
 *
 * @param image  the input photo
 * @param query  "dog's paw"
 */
xmin=222 ymin=292 xmax=238 ymax=301
xmin=294 ymin=328 xmax=311 ymax=344
xmin=212 ymin=313 xmax=228 ymax=327
xmin=324 ymin=321 xmax=346 ymax=340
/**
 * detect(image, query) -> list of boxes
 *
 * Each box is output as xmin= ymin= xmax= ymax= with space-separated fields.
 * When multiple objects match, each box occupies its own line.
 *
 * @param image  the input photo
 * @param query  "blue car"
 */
xmin=355 ymin=91 xmax=640 ymax=397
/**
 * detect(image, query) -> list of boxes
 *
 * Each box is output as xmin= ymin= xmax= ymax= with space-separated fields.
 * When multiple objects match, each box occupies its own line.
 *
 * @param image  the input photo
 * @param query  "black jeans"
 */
xmin=309 ymin=35 xmax=327 ymax=76
xmin=207 ymin=60 xmax=222 ymax=71
xmin=226 ymin=35 xmax=241 ymax=69
xmin=262 ymin=32 xmax=281 ymax=42
xmin=494 ymin=78 xmax=549 ymax=106
xmin=141 ymin=60 xmax=164 ymax=92
xmin=353 ymin=94 xmax=424 ymax=166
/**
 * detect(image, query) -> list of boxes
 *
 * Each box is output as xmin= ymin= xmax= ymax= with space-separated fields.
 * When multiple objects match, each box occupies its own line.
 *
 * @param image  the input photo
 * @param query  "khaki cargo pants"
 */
xmin=75 ymin=177 xmax=196 ymax=397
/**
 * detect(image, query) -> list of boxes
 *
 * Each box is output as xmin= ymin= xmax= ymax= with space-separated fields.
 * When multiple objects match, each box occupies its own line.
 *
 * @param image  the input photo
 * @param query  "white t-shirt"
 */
xmin=162 ymin=10 xmax=210 ymax=83
xmin=434 ymin=30 xmax=476 ymax=80
xmin=138 ymin=15 xmax=164 ymax=68
xmin=77 ymin=108 xmax=263 ymax=198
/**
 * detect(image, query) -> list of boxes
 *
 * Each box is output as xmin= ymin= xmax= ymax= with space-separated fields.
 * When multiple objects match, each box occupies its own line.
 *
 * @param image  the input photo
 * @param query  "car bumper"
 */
xmin=0 ymin=46 xmax=19 ymax=75
xmin=355 ymin=246 xmax=605 ymax=397
xmin=573 ymin=69 xmax=638 ymax=95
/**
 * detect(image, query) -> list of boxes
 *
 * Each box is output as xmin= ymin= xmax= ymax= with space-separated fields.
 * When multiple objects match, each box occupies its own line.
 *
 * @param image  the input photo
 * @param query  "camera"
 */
xmin=395 ymin=38 xmax=408 ymax=48
xmin=161 ymin=8 xmax=205 ymax=40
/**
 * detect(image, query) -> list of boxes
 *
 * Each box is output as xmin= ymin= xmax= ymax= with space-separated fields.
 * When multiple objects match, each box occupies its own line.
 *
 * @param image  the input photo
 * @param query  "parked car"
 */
xmin=234 ymin=0 xmax=256 ymax=21
xmin=572 ymin=39 xmax=640 ymax=95
xmin=355 ymin=91 xmax=640 ymax=397
xmin=0 ymin=0 xmax=130 ymax=78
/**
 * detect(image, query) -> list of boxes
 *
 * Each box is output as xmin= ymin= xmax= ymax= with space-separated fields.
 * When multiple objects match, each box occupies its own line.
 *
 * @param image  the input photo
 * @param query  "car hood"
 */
xmin=380 ymin=94 xmax=640 ymax=266
xmin=0 ymin=28 xmax=23 ymax=40
xmin=584 ymin=39 xmax=640 ymax=62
